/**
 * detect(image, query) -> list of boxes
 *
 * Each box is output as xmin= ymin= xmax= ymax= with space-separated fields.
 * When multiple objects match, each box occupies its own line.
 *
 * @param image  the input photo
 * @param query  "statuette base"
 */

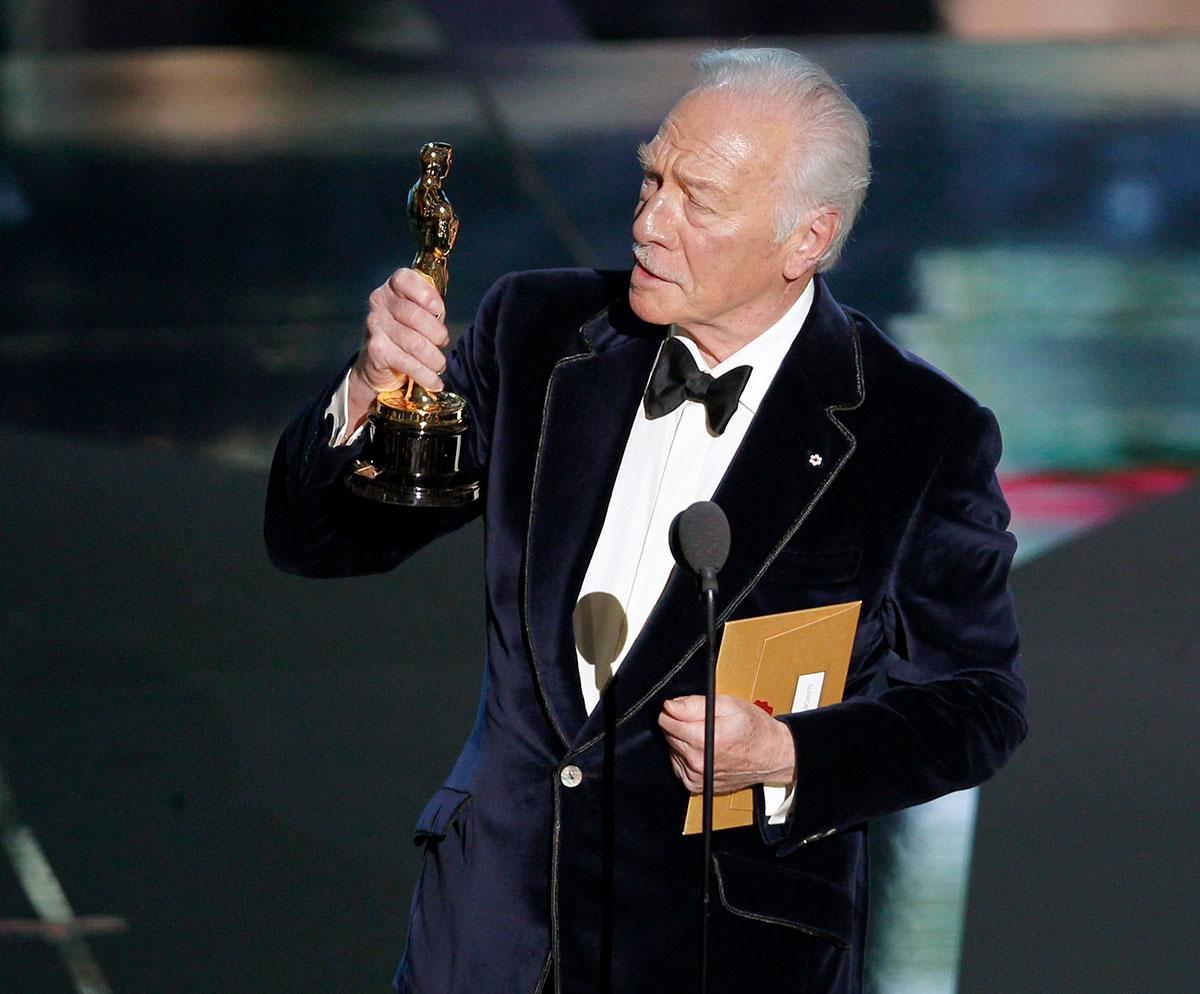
xmin=345 ymin=463 xmax=480 ymax=507
xmin=344 ymin=388 xmax=480 ymax=508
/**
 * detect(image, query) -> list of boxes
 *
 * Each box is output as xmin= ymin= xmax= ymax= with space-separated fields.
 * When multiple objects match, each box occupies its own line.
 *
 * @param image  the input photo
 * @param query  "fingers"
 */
xmin=657 ymin=711 xmax=702 ymax=749
xmin=380 ymin=281 xmax=451 ymax=349
xmin=665 ymin=732 xmax=743 ymax=795
xmin=661 ymin=694 xmax=706 ymax=721
xmin=359 ymin=330 xmax=443 ymax=393
xmin=666 ymin=737 xmax=705 ymax=793
xmin=670 ymin=753 xmax=701 ymax=794
xmin=658 ymin=694 xmax=743 ymax=742
xmin=658 ymin=695 xmax=736 ymax=759
xmin=356 ymin=268 xmax=451 ymax=394
xmin=386 ymin=267 xmax=446 ymax=322
xmin=376 ymin=317 xmax=447 ymax=388
xmin=661 ymin=694 xmax=742 ymax=721
xmin=659 ymin=694 xmax=773 ymax=794
xmin=659 ymin=702 xmax=708 ymax=793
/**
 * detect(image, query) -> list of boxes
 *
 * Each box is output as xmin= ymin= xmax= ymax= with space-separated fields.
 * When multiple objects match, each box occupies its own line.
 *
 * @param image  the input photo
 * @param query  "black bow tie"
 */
xmin=643 ymin=337 xmax=752 ymax=436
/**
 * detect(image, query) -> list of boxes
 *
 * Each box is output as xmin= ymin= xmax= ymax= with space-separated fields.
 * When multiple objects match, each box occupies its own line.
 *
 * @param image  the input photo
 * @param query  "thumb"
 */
xmin=663 ymin=695 xmax=706 ymax=721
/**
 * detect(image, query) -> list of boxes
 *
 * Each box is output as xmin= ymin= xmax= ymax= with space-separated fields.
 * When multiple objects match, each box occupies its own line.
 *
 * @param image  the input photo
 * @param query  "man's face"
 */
xmin=629 ymin=88 xmax=801 ymax=338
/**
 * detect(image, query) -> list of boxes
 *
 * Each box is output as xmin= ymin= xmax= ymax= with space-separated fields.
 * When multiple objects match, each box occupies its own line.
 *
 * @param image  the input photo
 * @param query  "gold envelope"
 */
xmin=682 ymin=600 xmax=861 ymax=835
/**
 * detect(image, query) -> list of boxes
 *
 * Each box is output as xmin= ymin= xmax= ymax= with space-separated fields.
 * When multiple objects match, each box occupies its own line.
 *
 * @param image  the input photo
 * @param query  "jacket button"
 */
xmin=560 ymin=765 xmax=583 ymax=788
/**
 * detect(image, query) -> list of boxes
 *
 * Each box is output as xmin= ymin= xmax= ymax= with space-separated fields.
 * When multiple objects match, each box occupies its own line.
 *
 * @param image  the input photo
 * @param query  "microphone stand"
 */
xmin=699 ymin=565 xmax=718 ymax=994
xmin=668 ymin=499 xmax=730 ymax=994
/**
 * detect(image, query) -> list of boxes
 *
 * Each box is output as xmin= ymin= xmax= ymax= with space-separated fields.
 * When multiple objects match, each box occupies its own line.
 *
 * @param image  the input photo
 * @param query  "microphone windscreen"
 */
xmin=669 ymin=501 xmax=731 ymax=575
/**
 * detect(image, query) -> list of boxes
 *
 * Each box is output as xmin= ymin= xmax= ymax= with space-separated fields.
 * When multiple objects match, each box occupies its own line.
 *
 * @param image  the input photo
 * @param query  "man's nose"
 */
xmin=633 ymin=188 xmax=674 ymax=247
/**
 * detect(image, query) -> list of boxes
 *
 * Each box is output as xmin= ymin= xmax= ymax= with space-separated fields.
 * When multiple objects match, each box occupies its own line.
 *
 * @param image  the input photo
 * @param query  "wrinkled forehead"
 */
xmin=643 ymin=88 xmax=793 ymax=183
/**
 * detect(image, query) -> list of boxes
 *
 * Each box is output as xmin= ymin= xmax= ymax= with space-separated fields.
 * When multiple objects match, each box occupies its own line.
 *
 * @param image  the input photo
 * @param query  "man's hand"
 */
xmin=347 ymin=267 xmax=451 ymax=426
xmin=657 ymin=694 xmax=797 ymax=795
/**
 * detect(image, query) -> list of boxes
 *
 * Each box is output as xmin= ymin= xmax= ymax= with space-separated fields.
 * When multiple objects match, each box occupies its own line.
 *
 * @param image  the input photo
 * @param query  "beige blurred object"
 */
xmin=941 ymin=0 xmax=1200 ymax=38
xmin=682 ymin=601 xmax=860 ymax=835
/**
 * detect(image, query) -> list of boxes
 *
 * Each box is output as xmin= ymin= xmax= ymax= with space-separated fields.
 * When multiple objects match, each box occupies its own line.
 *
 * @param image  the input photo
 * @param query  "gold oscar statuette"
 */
xmin=345 ymin=142 xmax=481 ymax=507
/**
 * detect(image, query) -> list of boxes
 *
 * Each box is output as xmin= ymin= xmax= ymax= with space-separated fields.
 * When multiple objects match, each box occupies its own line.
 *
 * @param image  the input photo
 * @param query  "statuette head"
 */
xmin=420 ymin=142 xmax=453 ymax=179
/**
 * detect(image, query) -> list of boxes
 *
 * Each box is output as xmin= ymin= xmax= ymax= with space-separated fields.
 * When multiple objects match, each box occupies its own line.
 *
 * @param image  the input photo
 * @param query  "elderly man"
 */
xmin=266 ymin=47 xmax=1025 ymax=994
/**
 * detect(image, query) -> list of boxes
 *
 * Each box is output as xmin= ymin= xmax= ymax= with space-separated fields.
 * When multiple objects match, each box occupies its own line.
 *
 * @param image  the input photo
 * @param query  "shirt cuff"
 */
xmin=763 ymin=784 xmax=797 ymax=826
xmin=324 ymin=368 xmax=367 ymax=447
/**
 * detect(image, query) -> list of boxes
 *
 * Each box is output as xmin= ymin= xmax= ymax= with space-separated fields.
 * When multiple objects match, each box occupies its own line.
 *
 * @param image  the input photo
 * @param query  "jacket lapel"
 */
xmin=570 ymin=275 xmax=866 ymax=749
xmin=523 ymin=297 xmax=665 ymax=747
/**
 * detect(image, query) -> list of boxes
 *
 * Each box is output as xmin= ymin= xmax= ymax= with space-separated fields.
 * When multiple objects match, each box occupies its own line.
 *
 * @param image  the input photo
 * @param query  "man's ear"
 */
xmin=783 ymin=208 xmax=841 ymax=280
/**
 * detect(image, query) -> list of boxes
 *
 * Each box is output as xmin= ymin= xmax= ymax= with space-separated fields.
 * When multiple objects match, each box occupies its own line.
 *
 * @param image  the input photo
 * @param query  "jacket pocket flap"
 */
xmin=712 ymin=852 xmax=853 ymax=948
xmin=413 ymin=786 xmax=472 ymax=846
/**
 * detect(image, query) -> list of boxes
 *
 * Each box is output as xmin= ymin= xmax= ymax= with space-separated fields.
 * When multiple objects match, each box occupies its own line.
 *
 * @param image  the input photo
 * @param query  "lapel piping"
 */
xmin=522 ymin=297 xmax=667 ymax=748
xmin=522 ymin=314 xmax=597 ymax=749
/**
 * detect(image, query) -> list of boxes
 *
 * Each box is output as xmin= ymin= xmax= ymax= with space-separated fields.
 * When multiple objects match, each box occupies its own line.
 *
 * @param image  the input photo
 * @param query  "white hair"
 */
xmin=691 ymin=47 xmax=871 ymax=272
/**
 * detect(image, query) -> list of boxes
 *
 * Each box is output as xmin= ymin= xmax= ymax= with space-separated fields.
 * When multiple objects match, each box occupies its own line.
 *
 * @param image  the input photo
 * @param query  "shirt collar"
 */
xmin=669 ymin=277 xmax=815 ymax=416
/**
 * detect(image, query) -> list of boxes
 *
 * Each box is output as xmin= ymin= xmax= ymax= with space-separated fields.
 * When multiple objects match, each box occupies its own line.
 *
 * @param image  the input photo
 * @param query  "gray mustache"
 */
xmin=632 ymin=244 xmax=682 ymax=284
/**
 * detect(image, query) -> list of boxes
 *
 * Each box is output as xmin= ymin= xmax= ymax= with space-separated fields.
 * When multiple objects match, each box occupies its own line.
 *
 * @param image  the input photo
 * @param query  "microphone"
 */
xmin=668 ymin=500 xmax=730 ymax=994
xmin=669 ymin=501 xmax=730 ymax=595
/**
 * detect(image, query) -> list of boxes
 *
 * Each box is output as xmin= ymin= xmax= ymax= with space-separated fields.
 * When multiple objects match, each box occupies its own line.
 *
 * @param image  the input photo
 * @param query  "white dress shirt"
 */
xmin=326 ymin=376 xmax=366 ymax=446
xmin=326 ymin=278 xmax=816 ymax=824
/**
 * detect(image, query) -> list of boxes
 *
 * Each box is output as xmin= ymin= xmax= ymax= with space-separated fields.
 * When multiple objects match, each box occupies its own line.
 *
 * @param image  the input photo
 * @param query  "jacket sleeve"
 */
xmin=770 ymin=403 xmax=1027 ymax=855
xmin=262 ymin=279 xmax=503 ymax=578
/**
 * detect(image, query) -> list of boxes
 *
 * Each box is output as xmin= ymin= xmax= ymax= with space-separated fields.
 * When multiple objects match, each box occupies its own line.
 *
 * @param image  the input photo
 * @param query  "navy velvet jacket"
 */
xmin=264 ymin=269 xmax=1026 ymax=994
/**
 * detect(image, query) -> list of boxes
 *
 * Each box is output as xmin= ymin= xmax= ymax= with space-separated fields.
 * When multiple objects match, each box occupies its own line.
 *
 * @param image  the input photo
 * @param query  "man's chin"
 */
xmin=628 ymin=281 xmax=677 ymax=327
